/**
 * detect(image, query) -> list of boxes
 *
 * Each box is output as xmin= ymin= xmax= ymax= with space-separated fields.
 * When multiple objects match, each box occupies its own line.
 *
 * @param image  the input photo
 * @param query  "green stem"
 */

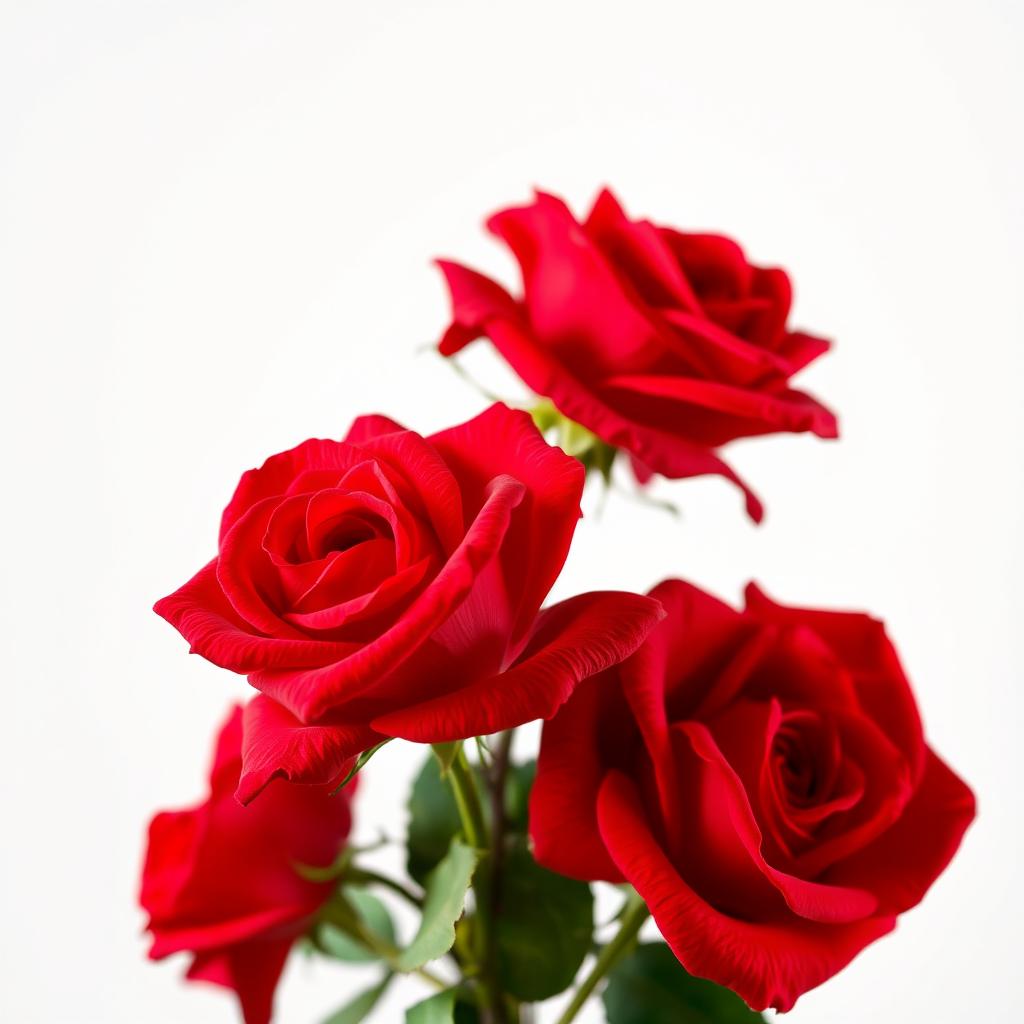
xmin=323 ymin=907 xmax=448 ymax=990
xmin=484 ymin=731 xmax=515 ymax=1024
xmin=447 ymin=747 xmax=488 ymax=851
xmin=345 ymin=867 xmax=423 ymax=910
xmin=444 ymin=745 xmax=510 ymax=1024
xmin=554 ymin=891 xmax=649 ymax=1024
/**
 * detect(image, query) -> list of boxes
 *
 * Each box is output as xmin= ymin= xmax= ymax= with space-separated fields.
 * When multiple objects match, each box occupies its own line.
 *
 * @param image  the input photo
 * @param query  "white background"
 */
xmin=1 ymin=1 xmax=1020 ymax=1021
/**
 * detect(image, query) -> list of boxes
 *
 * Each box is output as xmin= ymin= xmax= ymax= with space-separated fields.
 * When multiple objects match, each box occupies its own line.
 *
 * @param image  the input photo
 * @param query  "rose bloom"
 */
xmin=437 ymin=188 xmax=839 ymax=521
xmin=139 ymin=706 xmax=354 ymax=1024
xmin=530 ymin=579 xmax=975 ymax=1011
xmin=155 ymin=403 xmax=662 ymax=802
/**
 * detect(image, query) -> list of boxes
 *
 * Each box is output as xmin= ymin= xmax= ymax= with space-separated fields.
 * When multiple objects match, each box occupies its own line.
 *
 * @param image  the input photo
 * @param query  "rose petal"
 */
xmin=284 ymin=557 xmax=433 ymax=634
xmin=530 ymin=671 xmax=631 ymax=884
xmin=436 ymin=282 xmax=765 ymax=521
xmin=436 ymin=259 xmax=523 ymax=356
xmin=371 ymin=589 xmax=664 ymax=742
xmin=220 ymin=439 xmax=368 ymax=545
xmin=154 ymin=561 xmax=353 ymax=673
xmin=597 ymin=771 xmax=895 ymax=1013
xmin=488 ymin=190 xmax=669 ymax=376
xmin=141 ymin=706 xmax=351 ymax=952
xmin=602 ymin=373 xmax=839 ymax=444
xmin=674 ymin=721 xmax=879 ymax=924
xmin=659 ymin=229 xmax=754 ymax=301
xmin=584 ymin=188 xmax=704 ymax=315
xmin=744 ymin=583 xmax=926 ymax=780
xmin=148 ymin=905 xmax=305 ymax=960
xmin=776 ymin=330 xmax=831 ymax=374
xmin=343 ymin=414 xmax=407 ymax=444
xmin=357 ymin=428 xmax=466 ymax=555
xmin=249 ymin=474 xmax=526 ymax=721
xmin=429 ymin=403 xmax=585 ymax=657
xmin=236 ymin=695 xmax=382 ymax=804
xmin=659 ymin=307 xmax=797 ymax=387
xmin=217 ymin=497 xmax=310 ymax=637
xmin=827 ymin=748 xmax=975 ymax=914
xmin=185 ymin=938 xmax=293 ymax=1024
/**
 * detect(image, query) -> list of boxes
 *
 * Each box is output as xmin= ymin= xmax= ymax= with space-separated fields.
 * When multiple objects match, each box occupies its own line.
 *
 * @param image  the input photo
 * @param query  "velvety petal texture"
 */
xmin=530 ymin=579 xmax=975 ymax=1012
xmin=155 ymin=404 xmax=663 ymax=800
xmin=437 ymin=188 xmax=839 ymax=521
xmin=139 ymin=706 xmax=355 ymax=1024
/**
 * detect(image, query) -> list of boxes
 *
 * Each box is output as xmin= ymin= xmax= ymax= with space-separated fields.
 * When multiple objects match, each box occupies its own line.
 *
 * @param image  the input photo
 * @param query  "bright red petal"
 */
xmin=530 ymin=671 xmax=630 ymax=883
xmin=584 ymin=187 xmax=703 ymax=314
xmin=237 ymin=695 xmax=382 ymax=804
xmin=488 ymin=191 xmax=668 ymax=376
xmin=358 ymin=427 xmax=466 ymax=555
xmin=249 ymin=475 xmax=526 ymax=721
xmin=186 ymin=937 xmax=293 ymax=1024
xmin=828 ymin=748 xmax=975 ymax=914
xmin=597 ymin=772 xmax=895 ymax=1013
xmin=219 ymin=439 xmax=367 ymax=545
xmin=371 ymin=590 xmax=664 ymax=742
xmin=429 ymin=403 xmax=585 ymax=656
xmin=436 ymin=259 xmax=521 ymax=356
xmin=601 ymin=373 xmax=839 ymax=444
xmin=153 ymin=560 xmax=351 ymax=674
xmin=744 ymin=583 xmax=926 ymax=780
xmin=343 ymin=414 xmax=407 ymax=443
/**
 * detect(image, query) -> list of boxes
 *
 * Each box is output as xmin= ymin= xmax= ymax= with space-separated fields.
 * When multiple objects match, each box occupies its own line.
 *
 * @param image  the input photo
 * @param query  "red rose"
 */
xmin=530 ymin=579 xmax=975 ymax=1012
xmin=437 ymin=189 xmax=839 ymax=521
xmin=155 ymin=403 xmax=663 ymax=802
xmin=139 ymin=706 xmax=354 ymax=1024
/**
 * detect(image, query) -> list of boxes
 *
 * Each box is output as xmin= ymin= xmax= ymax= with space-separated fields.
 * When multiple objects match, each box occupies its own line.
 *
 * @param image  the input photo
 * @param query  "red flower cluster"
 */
xmin=142 ymin=187 xmax=974 ymax=1021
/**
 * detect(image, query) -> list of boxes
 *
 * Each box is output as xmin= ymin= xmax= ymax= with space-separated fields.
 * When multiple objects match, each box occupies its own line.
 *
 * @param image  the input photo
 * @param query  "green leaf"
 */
xmin=431 ymin=741 xmax=462 ymax=775
xmin=321 ymin=972 xmax=392 ymax=1024
xmin=405 ymin=989 xmax=455 ymax=1024
xmin=331 ymin=739 xmax=392 ymax=795
xmin=397 ymin=839 xmax=479 ymax=971
xmin=490 ymin=839 xmax=593 ymax=1001
xmin=603 ymin=944 xmax=767 ymax=1024
xmin=405 ymin=989 xmax=481 ymax=1024
xmin=316 ymin=887 xmax=396 ymax=963
xmin=407 ymin=753 xmax=467 ymax=885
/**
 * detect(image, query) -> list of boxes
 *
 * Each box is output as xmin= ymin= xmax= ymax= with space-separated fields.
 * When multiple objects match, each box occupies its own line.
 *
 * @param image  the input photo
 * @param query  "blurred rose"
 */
xmin=139 ymin=706 xmax=354 ymax=1024
xmin=437 ymin=189 xmax=838 ymax=521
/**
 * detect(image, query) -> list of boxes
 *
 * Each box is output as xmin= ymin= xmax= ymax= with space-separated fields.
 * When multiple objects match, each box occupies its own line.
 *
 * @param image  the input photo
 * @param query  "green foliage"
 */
xmin=405 ymin=988 xmax=481 ymax=1024
xmin=406 ymin=989 xmax=456 ymax=1024
xmin=490 ymin=839 xmax=594 ymax=1001
xmin=603 ymin=943 xmax=767 ymax=1024
xmin=407 ymin=754 xmax=465 ymax=885
xmin=397 ymin=839 xmax=479 ymax=972
xmin=315 ymin=887 xmax=396 ymax=963
xmin=320 ymin=973 xmax=392 ymax=1024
